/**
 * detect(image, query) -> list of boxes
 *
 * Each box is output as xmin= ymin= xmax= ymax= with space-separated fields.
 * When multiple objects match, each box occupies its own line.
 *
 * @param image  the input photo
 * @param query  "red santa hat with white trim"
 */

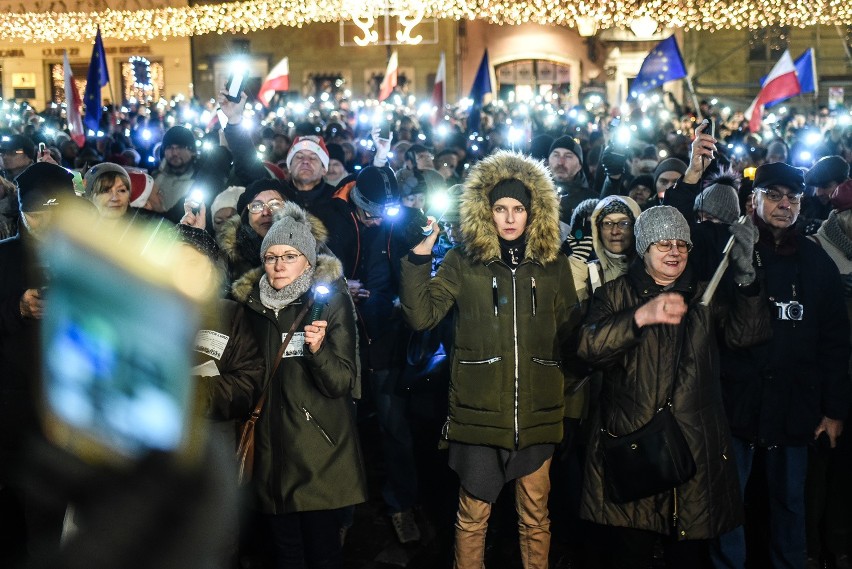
xmin=286 ymin=135 xmax=329 ymax=171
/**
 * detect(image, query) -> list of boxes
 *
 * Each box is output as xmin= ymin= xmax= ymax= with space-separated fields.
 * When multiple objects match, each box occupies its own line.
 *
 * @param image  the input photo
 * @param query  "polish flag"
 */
xmin=431 ymin=52 xmax=446 ymax=125
xmin=259 ymin=57 xmax=289 ymax=107
xmin=745 ymin=49 xmax=801 ymax=133
xmin=378 ymin=51 xmax=398 ymax=101
xmin=63 ymin=53 xmax=86 ymax=148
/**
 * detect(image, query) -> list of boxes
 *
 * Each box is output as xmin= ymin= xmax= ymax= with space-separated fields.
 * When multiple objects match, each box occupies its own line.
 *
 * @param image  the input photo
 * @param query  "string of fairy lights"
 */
xmin=0 ymin=0 xmax=849 ymax=43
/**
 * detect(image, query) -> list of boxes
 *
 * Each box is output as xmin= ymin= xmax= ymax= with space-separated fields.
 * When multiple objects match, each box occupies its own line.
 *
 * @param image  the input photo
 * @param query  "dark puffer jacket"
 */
xmin=577 ymin=261 xmax=771 ymax=539
xmin=400 ymin=151 xmax=583 ymax=450
xmin=232 ymin=253 xmax=367 ymax=514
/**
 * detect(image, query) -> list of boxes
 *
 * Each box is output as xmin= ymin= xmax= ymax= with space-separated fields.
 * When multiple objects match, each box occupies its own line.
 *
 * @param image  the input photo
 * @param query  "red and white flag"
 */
xmin=745 ymin=49 xmax=801 ymax=133
xmin=63 ymin=53 xmax=85 ymax=148
xmin=431 ymin=52 xmax=446 ymax=125
xmin=259 ymin=57 xmax=289 ymax=107
xmin=378 ymin=51 xmax=398 ymax=101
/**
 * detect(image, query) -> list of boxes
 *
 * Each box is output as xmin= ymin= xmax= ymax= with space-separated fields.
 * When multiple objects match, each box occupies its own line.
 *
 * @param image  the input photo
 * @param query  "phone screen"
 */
xmin=378 ymin=122 xmax=391 ymax=140
xmin=39 ymin=217 xmax=207 ymax=463
xmin=225 ymin=71 xmax=245 ymax=103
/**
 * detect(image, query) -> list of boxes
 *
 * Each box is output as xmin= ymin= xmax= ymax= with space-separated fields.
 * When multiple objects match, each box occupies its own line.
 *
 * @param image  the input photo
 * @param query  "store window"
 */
xmin=496 ymin=60 xmax=571 ymax=103
xmin=50 ymin=63 xmax=87 ymax=104
xmin=121 ymin=57 xmax=165 ymax=103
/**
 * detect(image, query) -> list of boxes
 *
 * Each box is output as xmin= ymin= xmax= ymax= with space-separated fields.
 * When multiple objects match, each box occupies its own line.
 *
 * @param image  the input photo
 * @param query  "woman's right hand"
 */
xmin=410 ymin=221 xmax=440 ymax=256
xmin=634 ymin=292 xmax=687 ymax=328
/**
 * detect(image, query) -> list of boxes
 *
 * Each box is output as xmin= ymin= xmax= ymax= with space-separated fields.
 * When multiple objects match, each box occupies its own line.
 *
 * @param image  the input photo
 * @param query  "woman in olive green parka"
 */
xmin=232 ymin=201 xmax=366 ymax=568
xmin=400 ymin=151 xmax=582 ymax=569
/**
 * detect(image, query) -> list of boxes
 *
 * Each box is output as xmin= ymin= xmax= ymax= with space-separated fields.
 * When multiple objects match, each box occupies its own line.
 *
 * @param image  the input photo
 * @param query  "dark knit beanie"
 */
xmin=549 ymin=135 xmax=584 ymax=165
xmin=597 ymin=198 xmax=635 ymax=223
xmin=628 ymin=174 xmax=654 ymax=194
xmin=694 ymin=183 xmax=740 ymax=224
xmin=805 ymin=156 xmax=849 ymax=188
xmin=352 ymin=166 xmax=398 ymax=217
xmin=162 ymin=126 xmax=196 ymax=150
xmin=326 ymin=142 xmax=346 ymax=165
xmin=653 ymin=158 xmax=688 ymax=188
xmin=16 ymin=162 xmax=76 ymax=212
xmin=571 ymin=198 xmax=600 ymax=229
xmin=237 ymin=178 xmax=286 ymax=215
xmin=176 ymin=224 xmax=220 ymax=262
xmin=489 ymin=179 xmax=531 ymax=210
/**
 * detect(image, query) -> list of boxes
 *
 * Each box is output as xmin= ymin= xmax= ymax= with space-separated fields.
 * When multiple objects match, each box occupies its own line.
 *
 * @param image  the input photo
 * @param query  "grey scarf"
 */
xmin=259 ymin=267 xmax=314 ymax=316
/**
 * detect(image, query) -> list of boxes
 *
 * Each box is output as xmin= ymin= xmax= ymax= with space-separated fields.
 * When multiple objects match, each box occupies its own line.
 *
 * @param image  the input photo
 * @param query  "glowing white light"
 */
xmin=658 ymin=149 xmax=668 ymax=158
xmin=804 ymin=131 xmax=822 ymax=146
xmin=799 ymin=150 xmax=812 ymax=162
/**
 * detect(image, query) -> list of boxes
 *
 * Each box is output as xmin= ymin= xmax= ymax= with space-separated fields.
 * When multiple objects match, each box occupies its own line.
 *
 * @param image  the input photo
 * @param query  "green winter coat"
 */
xmin=400 ymin=151 xmax=583 ymax=450
xmin=232 ymin=253 xmax=367 ymax=514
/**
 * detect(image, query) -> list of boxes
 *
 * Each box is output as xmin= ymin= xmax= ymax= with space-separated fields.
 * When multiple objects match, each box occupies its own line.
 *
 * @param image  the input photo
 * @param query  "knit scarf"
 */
xmin=237 ymin=222 xmax=264 ymax=267
xmin=819 ymin=210 xmax=852 ymax=260
xmin=259 ymin=267 xmax=314 ymax=317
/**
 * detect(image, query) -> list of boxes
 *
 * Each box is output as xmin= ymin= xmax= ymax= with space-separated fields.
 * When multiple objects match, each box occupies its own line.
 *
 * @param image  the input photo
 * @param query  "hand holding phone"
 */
xmin=224 ymin=66 xmax=246 ymax=104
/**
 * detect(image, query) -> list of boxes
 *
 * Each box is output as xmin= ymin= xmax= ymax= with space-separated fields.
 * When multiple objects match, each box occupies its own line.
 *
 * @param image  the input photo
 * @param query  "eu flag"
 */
xmin=630 ymin=36 xmax=687 ymax=98
xmin=467 ymin=50 xmax=492 ymax=133
xmin=83 ymin=27 xmax=110 ymax=134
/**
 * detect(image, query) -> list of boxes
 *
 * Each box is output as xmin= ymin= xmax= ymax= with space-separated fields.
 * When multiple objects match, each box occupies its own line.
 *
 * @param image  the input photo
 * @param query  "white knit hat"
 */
xmin=211 ymin=186 xmax=246 ymax=217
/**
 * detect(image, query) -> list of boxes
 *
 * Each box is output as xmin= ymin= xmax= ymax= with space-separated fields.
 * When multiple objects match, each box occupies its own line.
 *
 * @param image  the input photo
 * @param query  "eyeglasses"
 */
xmin=756 ymin=188 xmax=803 ymax=204
xmin=0 ymin=149 xmax=24 ymax=156
xmin=652 ymin=240 xmax=692 ymax=253
xmin=601 ymin=220 xmax=633 ymax=231
xmin=247 ymin=199 xmax=285 ymax=214
xmin=263 ymin=253 xmax=304 ymax=265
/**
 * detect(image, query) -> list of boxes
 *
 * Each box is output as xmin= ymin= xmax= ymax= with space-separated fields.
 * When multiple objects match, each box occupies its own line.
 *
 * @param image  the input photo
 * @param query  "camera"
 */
xmin=775 ymin=300 xmax=804 ymax=321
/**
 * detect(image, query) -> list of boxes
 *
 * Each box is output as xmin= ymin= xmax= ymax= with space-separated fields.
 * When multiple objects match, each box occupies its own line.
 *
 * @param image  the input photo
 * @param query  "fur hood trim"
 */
xmin=216 ymin=204 xmax=330 ymax=264
xmin=460 ymin=151 xmax=561 ymax=264
xmin=231 ymin=253 xmax=343 ymax=303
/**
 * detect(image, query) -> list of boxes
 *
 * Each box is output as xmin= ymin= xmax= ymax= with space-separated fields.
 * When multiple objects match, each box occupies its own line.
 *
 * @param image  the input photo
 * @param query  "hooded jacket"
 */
xmin=400 ymin=151 xmax=582 ymax=450
xmin=569 ymin=195 xmax=642 ymax=303
xmin=231 ymin=211 xmax=366 ymax=514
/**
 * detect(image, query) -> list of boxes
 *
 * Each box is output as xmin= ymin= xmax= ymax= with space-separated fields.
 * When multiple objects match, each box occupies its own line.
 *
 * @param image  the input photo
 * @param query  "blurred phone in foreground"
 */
xmin=37 ymin=210 xmax=216 ymax=467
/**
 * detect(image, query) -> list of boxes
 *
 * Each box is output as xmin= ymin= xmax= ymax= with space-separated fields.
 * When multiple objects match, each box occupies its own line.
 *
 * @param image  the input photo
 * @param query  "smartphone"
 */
xmin=187 ymin=188 xmax=204 ymax=215
xmin=37 ymin=209 xmax=215 ymax=466
xmin=38 ymin=142 xmax=47 ymax=160
xmin=378 ymin=121 xmax=391 ymax=140
xmin=225 ymin=67 xmax=246 ymax=103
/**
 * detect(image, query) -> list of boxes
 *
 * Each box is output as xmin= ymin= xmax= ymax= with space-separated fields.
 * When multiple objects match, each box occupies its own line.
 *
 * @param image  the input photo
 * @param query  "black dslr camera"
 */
xmin=775 ymin=300 xmax=804 ymax=321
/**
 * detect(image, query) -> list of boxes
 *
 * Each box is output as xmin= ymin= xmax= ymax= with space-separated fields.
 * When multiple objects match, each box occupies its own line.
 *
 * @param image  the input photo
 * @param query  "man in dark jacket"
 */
xmin=548 ymin=135 xmax=597 ymax=224
xmin=713 ymin=162 xmax=851 ymax=569
xmin=312 ymin=165 xmax=425 ymax=544
xmin=0 ymin=163 xmax=81 ymax=566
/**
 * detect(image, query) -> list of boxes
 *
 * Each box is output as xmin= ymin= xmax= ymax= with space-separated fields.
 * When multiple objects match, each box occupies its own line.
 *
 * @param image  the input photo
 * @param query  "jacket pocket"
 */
xmin=529 ymin=356 xmax=564 ymax=412
xmin=301 ymin=406 xmax=336 ymax=447
xmin=453 ymin=356 xmax=503 ymax=411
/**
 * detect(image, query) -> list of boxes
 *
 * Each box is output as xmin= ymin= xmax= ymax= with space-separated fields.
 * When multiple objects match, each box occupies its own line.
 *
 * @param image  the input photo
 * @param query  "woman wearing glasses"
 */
xmin=218 ymin=178 xmax=303 ymax=288
xmin=577 ymin=206 xmax=770 ymax=568
xmin=232 ymin=201 xmax=366 ymax=568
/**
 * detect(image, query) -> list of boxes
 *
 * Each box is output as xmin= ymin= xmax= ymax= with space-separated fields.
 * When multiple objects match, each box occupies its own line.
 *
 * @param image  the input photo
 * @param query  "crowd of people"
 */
xmin=0 ymin=79 xmax=851 ymax=569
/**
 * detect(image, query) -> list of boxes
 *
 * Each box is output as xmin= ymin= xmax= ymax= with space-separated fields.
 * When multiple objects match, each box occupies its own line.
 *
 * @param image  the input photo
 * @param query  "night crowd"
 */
xmin=0 ymin=81 xmax=851 ymax=569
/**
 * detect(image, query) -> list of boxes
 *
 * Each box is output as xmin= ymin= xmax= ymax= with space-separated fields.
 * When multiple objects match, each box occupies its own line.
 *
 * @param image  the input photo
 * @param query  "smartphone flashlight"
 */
xmin=225 ymin=62 xmax=247 ymax=103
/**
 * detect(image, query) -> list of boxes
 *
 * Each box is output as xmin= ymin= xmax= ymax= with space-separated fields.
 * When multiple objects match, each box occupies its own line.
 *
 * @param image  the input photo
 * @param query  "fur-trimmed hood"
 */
xmin=230 ymin=253 xmax=344 ymax=303
xmin=460 ymin=151 xmax=561 ymax=264
xmin=589 ymin=194 xmax=642 ymax=269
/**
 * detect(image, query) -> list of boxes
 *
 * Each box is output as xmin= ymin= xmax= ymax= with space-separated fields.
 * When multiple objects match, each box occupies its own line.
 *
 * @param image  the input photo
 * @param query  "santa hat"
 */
xmin=286 ymin=135 xmax=329 ymax=170
xmin=127 ymin=170 xmax=155 ymax=208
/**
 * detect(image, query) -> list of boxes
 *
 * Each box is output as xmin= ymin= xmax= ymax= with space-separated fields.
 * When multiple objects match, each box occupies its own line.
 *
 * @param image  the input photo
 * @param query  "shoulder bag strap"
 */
xmin=664 ymin=315 xmax=688 ymax=407
xmin=247 ymin=299 xmax=314 ymax=418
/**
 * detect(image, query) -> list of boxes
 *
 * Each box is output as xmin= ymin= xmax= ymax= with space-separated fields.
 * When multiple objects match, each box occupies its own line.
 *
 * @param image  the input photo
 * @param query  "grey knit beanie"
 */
xmin=694 ymin=183 xmax=740 ymax=224
xmin=260 ymin=201 xmax=317 ymax=267
xmin=634 ymin=205 xmax=692 ymax=257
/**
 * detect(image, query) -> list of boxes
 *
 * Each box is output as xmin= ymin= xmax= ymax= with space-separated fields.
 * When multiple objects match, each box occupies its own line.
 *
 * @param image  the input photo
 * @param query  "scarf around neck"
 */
xmin=819 ymin=211 xmax=852 ymax=260
xmin=259 ymin=266 xmax=314 ymax=316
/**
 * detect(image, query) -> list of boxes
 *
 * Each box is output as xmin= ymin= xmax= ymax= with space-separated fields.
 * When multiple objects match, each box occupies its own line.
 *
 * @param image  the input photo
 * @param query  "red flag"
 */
xmin=378 ymin=51 xmax=398 ymax=101
xmin=745 ymin=50 xmax=801 ymax=132
xmin=430 ymin=52 xmax=446 ymax=125
xmin=63 ymin=53 xmax=85 ymax=148
xmin=259 ymin=57 xmax=289 ymax=107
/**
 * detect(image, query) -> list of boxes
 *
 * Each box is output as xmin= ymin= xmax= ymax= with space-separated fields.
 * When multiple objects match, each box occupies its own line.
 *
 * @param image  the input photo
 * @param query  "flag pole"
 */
xmin=683 ymin=75 xmax=703 ymax=120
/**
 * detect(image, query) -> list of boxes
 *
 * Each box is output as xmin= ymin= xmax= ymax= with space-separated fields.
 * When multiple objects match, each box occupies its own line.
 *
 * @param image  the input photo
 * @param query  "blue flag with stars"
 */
xmin=630 ymin=36 xmax=687 ymax=98
xmin=83 ymin=27 xmax=110 ymax=133
xmin=467 ymin=49 xmax=492 ymax=133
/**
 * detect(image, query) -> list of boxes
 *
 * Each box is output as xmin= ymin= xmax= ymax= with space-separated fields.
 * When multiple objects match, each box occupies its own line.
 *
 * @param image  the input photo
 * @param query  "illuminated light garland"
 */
xmin=0 ymin=0 xmax=848 ymax=43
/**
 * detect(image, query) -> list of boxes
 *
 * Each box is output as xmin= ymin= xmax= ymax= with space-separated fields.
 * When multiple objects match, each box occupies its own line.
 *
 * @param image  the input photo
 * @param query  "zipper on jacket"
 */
xmin=441 ymin=417 xmax=450 ymax=440
xmin=531 ymin=277 xmax=537 ymax=316
xmin=459 ymin=357 xmax=502 ymax=365
xmin=301 ymin=406 xmax=335 ymax=446
xmin=492 ymin=277 xmax=499 ymax=316
xmin=531 ymin=357 xmax=560 ymax=367
xmin=511 ymin=268 xmax=520 ymax=448
xmin=672 ymin=488 xmax=680 ymax=532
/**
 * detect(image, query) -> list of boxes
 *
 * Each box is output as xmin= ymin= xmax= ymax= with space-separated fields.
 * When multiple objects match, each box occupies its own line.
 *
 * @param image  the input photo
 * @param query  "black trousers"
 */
xmin=588 ymin=523 xmax=712 ymax=569
xmin=263 ymin=509 xmax=343 ymax=569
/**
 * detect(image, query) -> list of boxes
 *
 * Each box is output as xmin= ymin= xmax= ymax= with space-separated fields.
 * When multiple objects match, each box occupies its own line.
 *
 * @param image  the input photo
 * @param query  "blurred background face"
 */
xmin=402 ymin=192 xmax=426 ymax=210
xmin=655 ymin=171 xmax=682 ymax=197
xmin=213 ymin=207 xmax=237 ymax=233
xmin=247 ymin=190 xmax=285 ymax=237
xmin=598 ymin=213 xmax=634 ymax=255
xmin=92 ymin=174 xmax=131 ymax=219
xmin=325 ymin=159 xmax=347 ymax=184
xmin=628 ymin=185 xmax=652 ymax=206
xmin=548 ymin=149 xmax=581 ymax=182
